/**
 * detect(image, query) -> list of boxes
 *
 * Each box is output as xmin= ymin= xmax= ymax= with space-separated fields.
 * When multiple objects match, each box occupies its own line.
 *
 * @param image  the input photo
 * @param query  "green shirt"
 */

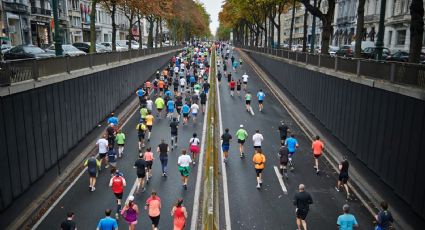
xmin=235 ymin=129 xmax=248 ymax=140
xmin=155 ymin=97 xmax=165 ymax=109
xmin=115 ymin=133 xmax=126 ymax=144
xmin=140 ymin=107 xmax=148 ymax=118
xmin=194 ymin=84 xmax=201 ymax=91
xmin=245 ymin=93 xmax=252 ymax=101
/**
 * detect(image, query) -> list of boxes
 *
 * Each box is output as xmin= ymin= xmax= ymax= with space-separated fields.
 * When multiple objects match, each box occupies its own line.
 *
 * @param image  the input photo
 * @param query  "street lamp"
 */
xmin=375 ymin=0 xmax=386 ymax=60
xmin=52 ymin=0 xmax=63 ymax=56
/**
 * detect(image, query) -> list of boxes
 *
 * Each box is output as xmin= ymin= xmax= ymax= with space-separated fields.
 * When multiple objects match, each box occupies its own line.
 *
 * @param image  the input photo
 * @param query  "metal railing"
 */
xmin=239 ymin=45 xmax=425 ymax=89
xmin=0 ymin=46 xmax=183 ymax=86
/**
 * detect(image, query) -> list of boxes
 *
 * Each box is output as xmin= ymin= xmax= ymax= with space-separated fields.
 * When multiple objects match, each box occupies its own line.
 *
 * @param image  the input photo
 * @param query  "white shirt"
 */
xmin=191 ymin=104 xmax=199 ymax=114
xmin=174 ymin=66 xmax=179 ymax=73
xmin=242 ymin=74 xmax=249 ymax=82
xmin=179 ymin=78 xmax=186 ymax=86
xmin=178 ymin=155 xmax=192 ymax=167
xmin=189 ymin=137 xmax=200 ymax=146
xmin=96 ymin=138 xmax=108 ymax=153
xmin=146 ymin=100 xmax=153 ymax=111
xmin=180 ymin=63 xmax=185 ymax=69
xmin=200 ymin=69 xmax=205 ymax=76
xmin=252 ymin=133 xmax=264 ymax=146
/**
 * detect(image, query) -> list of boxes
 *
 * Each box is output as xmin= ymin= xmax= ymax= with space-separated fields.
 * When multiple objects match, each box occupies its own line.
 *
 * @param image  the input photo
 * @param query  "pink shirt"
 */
xmin=146 ymin=196 xmax=161 ymax=217
xmin=144 ymin=151 xmax=154 ymax=161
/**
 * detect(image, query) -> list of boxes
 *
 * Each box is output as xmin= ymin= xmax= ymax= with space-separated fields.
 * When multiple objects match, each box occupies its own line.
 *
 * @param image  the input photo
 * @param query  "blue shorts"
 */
xmin=288 ymin=151 xmax=295 ymax=157
xmin=192 ymin=113 xmax=198 ymax=117
xmin=168 ymin=108 xmax=174 ymax=113
xmin=222 ymin=144 xmax=230 ymax=151
xmin=204 ymin=89 xmax=209 ymax=94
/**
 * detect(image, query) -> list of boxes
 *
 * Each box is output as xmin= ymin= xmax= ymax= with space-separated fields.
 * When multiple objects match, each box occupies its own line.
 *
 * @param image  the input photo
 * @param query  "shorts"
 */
xmin=246 ymin=100 xmax=251 ymax=105
xmin=146 ymin=161 xmax=153 ymax=169
xmin=98 ymin=153 xmax=106 ymax=159
xmin=126 ymin=220 xmax=138 ymax=225
xmin=280 ymin=135 xmax=287 ymax=141
xmin=114 ymin=192 xmax=123 ymax=199
xmin=243 ymin=81 xmax=248 ymax=85
xmin=183 ymin=113 xmax=189 ymax=118
xmin=201 ymin=101 xmax=206 ymax=105
xmin=204 ymin=89 xmax=209 ymax=94
xmin=189 ymin=145 xmax=200 ymax=154
xmin=157 ymin=108 xmax=163 ymax=112
xmin=117 ymin=144 xmax=125 ymax=147
xmin=254 ymin=145 xmax=261 ymax=149
xmin=258 ymin=100 xmax=263 ymax=104
xmin=147 ymin=125 xmax=153 ymax=131
xmin=138 ymin=133 xmax=145 ymax=140
xmin=288 ymin=152 xmax=295 ymax=157
xmin=338 ymin=173 xmax=349 ymax=184
xmin=296 ymin=208 xmax=309 ymax=220
xmin=109 ymin=162 xmax=117 ymax=168
xmin=238 ymin=139 xmax=245 ymax=144
xmin=137 ymin=173 xmax=146 ymax=178
xmin=280 ymin=158 xmax=288 ymax=166
xmin=222 ymin=144 xmax=230 ymax=152
xmin=230 ymin=87 xmax=235 ymax=91
xmin=167 ymin=108 xmax=174 ymax=113
xmin=179 ymin=166 xmax=191 ymax=177
xmin=255 ymin=168 xmax=263 ymax=176
xmin=192 ymin=113 xmax=198 ymax=117
xmin=88 ymin=170 xmax=97 ymax=177
xmin=313 ymin=154 xmax=322 ymax=159
xmin=149 ymin=215 xmax=160 ymax=227
xmin=159 ymin=88 xmax=164 ymax=91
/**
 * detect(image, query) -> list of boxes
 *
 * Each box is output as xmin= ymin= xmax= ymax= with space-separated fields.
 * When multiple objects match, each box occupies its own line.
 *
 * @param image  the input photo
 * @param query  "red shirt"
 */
xmin=110 ymin=176 xmax=125 ymax=193
xmin=229 ymin=81 xmax=236 ymax=88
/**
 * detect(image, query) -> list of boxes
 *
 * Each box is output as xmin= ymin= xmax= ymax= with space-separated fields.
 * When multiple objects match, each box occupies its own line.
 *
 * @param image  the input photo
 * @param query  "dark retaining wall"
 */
xmin=0 ymin=52 xmax=174 ymax=211
xmin=248 ymin=51 xmax=425 ymax=220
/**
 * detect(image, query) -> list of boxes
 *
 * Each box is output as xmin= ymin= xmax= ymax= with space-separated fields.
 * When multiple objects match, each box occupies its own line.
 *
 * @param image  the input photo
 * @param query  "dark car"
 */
xmin=4 ymin=45 xmax=55 ymax=60
xmin=386 ymin=51 xmax=425 ymax=63
xmin=361 ymin=47 xmax=391 ymax=59
xmin=335 ymin=45 xmax=354 ymax=57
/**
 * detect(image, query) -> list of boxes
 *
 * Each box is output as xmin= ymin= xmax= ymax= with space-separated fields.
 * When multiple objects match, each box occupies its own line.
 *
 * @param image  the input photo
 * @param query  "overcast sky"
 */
xmin=199 ymin=0 xmax=223 ymax=36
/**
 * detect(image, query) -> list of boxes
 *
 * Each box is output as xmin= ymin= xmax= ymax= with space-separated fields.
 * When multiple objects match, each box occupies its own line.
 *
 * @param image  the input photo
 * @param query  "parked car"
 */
xmin=328 ymin=46 xmax=340 ymax=56
xmin=44 ymin=44 xmax=86 ymax=56
xmin=336 ymin=44 xmax=354 ymax=57
xmin=116 ymin=40 xmax=139 ymax=50
xmin=101 ymin=42 xmax=128 ymax=51
xmin=73 ymin=42 xmax=110 ymax=53
xmin=386 ymin=51 xmax=425 ymax=63
xmin=4 ymin=45 xmax=55 ymax=60
xmin=361 ymin=47 xmax=391 ymax=59
xmin=1 ymin=43 xmax=13 ymax=54
xmin=350 ymin=41 xmax=375 ymax=50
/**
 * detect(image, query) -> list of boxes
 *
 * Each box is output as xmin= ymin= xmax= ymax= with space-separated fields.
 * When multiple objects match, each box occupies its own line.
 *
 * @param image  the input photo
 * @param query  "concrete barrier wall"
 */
xmin=248 ymin=51 xmax=425 ymax=220
xmin=0 ymin=52 xmax=174 ymax=211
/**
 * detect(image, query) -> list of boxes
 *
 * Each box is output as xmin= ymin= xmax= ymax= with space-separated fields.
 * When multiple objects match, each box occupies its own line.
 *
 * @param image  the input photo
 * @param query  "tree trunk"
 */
xmin=159 ymin=18 xmax=163 ymax=47
xmin=154 ymin=18 xmax=159 ymax=48
xmin=277 ymin=9 xmax=282 ymax=47
xmin=355 ymin=0 xmax=366 ymax=58
xmin=289 ymin=0 xmax=296 ymax=49
xmin=321 ymin=16 xmax=333 ymax=54
xmin=147 ymin=17 xmax=154 ymax=48
xmin=89 ymin=0 xmax=97 ymax=53
xmin=127 ymin=13 xmax=134 ymax=50
xmin=245 ymin=24 xmax=249 ymax=46
xmin=270 ymin=12 xmax=274 ymax=47
xmin=302 ymin=10 xmax=308 ymax=52
xmin=409 ymin=0 xmax=424 ymax=63
xmin=264 ymin=14 xmax=267 ymax=47
xmin=137 ymin=14 xmax=143 ymax=47
xmin=111 ymin=2 xmax=116 ymax=51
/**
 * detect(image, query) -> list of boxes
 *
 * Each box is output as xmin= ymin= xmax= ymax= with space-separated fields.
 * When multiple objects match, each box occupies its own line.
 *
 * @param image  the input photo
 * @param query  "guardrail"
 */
xmin=0 ymin=45 xmax=183 ymax=87
xmin=238 ymin=45 xmax=425 ymax=89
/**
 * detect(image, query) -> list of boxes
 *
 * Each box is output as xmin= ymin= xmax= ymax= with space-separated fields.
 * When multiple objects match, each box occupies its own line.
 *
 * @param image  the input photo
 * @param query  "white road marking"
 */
xmin=249 ymin=106 xmax=255 ymax=116
xmin=216 ymin=54 xmax=232 ymax=230
xmin=273 ymin=166 xmax=288 ymax=194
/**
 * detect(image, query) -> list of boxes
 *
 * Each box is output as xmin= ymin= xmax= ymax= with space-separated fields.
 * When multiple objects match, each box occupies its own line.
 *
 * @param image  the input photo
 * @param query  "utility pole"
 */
xmin=310 ymin=0 xmax=317 ymax=53
xmin=52 ymin=0 xmax=63 ymax=56
xmin=375 ymin=0 xmax=386 ymax=60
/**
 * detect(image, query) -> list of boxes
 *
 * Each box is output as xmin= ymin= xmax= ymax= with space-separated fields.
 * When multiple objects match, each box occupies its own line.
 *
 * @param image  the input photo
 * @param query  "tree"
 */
xmin=409 ymin=0 xmax=424 ymax=63
xmin=289 ymin=0 xmax=297 ymax=49
xmin=101 ymin=0 xmax=118 ymax=51
xmin=354 ymin=0 xmax=366 ymax=58
xmin=89 ymin=0 xmax=98 ymax=53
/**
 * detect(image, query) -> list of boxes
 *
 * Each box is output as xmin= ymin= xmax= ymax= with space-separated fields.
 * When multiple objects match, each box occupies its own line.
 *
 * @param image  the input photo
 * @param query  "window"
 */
xmin=388 ymin=31 xmax=392 ymax=45
xmin=392 ymin=0 xmax=397 ymax=16
xmin=396 ymin=30 xmax=406 ymax=45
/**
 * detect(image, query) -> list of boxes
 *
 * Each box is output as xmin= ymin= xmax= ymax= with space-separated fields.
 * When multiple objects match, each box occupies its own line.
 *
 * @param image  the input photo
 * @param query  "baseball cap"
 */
xmin=240 ymin=124 xmax=243 ymax=128
xmin=128 ymin=195 xmax=135 ymax=201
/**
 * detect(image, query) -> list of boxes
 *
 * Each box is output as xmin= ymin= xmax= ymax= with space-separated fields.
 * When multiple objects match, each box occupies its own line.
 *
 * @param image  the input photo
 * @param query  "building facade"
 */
xmin=2 ymin=0 xmax=31 ymax=46
xmin=333 ymin=0 xmax=357 ymax=46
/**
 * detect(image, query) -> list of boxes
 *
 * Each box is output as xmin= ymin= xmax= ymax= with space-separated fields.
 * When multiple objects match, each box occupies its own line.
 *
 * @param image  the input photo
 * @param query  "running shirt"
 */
xmin=178 ymin=155 xmax=192 ymax=167
xmin=146 ymin=100 xmax=153 ymax=111
xmin=167 ymin=100 xmax=175 ymax=111
xmin=97 ymin=217 xmax=118 ymax=230
xmin=137 ymin=89 xmax=145 ymax=97
xmin=170 ymin=121 xmax=178 ymax=135
xmin=221 ymin=133 xmax=232 ymax=145
xmin=140 ymin=107 xmax=148 ymax=119
xmin=190 ymin=104 xmax=199 ymax=114
xmin=134 ymin=159 xmax=147 ymax=175
xmin=278 ymin=125 xmax=289 ymax=137
xmin=158 ymin=80 xmax=165 ymax=89
xmin=107 ymin=116 xmax=119 ymax=126
xmin=285 ymin=137 xmax=299 ymax=152
xmin=84 ymin=157 xmax=100 ymax=173
xmin=190 ymin=138 xmax=200 ymax=147
xmin=252 ymin=133 xmax=264 ymax=146
xmin=245 ymin=93 xmax=252 ymax=101
xmin=257 ymin=91 xmax=265 ymax=101
xmin=229 ymin=81 xmax=236 ymax=88
xmin=136 ymin=123 xmax=147 ymax=133
xmin=194 ymin=84 xmax=201 ymax=92
xmin=312 ymin=140 xmax=324 ymax=155
xmin=200 ymin=92 xmax=207 ymax=104
xmin=158 ymin=143 xmax=169 ymax=158
xmin=182 ymin=104 xmax=190 ymax=114
xmin=96 ymin=138 xmax=108 ymax=154
xmin=242 ymin=74 xmax=249 ymax=82
xmin=144 ymin=151 xmax=154 ymax=161
xmin=145 ymin=115 xmax=154 ymax=126
xmin=165 ymin=90 xmax=172 ymax=97
xmin=293 ymin=191 xmax=313 ymax=210
xmin=107 ymin=149 xmax=117 ymax=163
xmin=155 ymin=97 xmax=165 ymax=109
xmin=115 ymin=133 xmax=125 ymax=145
xmin=337 ymin=214 xmax=358 ymax=230
xmin=252 ymin=152 xmax=266 ymax=169
xmin=146 ymin=196 xmax=161 ymax=217
xmin=179 ymin=78 xmax=186 ymax=86
xmin=235 ymin=129 xmax=248 ymax=140
xmin=110 ymin=175 xmax=126 ymax=193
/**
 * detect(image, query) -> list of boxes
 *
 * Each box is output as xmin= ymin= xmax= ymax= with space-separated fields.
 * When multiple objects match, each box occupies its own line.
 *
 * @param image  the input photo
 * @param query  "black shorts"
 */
xmin=88 ymin=170 xmax=97 ymax=177
xmin=338 ymin=173 xmax=349 ymax=184
xmin=146 ymin=161 xmax=153 ymax=169
xmin=296 ymin=208 xmax=309 ymax=220
xmin=159 ymin=88 xmax=164 ymax=91
xmin=137 ymin=173 xmax=146 ymax=178
xmin=280 ymin=159 xmax=288 ymax=166
xmin=149 ymin=215 xmax=160 ymax=227
xmin=280 ymin=135 xmax=287 ymax=141
xmin=313 ymin=154 xmax=322 ymax=159
xmin=238 ymin=139 xmax=245 ymax=144
xmin=230 ymin=87 xmax=235 ymax=91
xmin=138 ymin=133 xmax=145 ymax=140
xmin=201 ymin=101 xmax=206 ymax=105
xmin=98 ymin=153 xmax=106 ymax=159
xmin=258 ymin=100 xmax=263 ymax=104
xmin=114 ymin=192 xmax=123 ymax=199
xmin=254 ymin=145 xmax=261 ymax=149
xmin=246 ymin=100 xmax=251 ymax=105
xmin=255 ymin=168 xmax=263 ymax=176
xmin=147 ymin=125 xmax=153 ymax=131
xmin=117 ymin=144 xmax=124 ymax=147
xmin=243 ymin=82 xmax=248 ymax=85
xmin=183 ymin=113 xmax=189 ymax=118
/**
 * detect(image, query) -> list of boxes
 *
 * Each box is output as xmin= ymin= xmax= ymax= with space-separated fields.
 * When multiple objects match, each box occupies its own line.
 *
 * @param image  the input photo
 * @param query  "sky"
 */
xmin=199 ymin=0 xmax=223 ymax=36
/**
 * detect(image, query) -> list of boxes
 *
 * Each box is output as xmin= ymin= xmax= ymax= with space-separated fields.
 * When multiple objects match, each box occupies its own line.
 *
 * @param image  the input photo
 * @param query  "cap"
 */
xmin=128 ymin=195 xmax=135 ymax=201
xmin=240 ymin=124 xmax=243 ymax=128
xmin=280 ymin=120 xmax=284 ymax=124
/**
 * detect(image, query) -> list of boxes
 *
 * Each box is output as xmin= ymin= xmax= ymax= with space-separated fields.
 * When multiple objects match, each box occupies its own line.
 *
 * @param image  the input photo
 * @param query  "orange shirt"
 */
xmin=158 ymin=80 xmax=165 ymax=89
xmin=144 ymin=151 xmax=154 ymax=161
xmin=145 ymin=115 xmax=154 ymax=126
xmin=312 ymin=140 xmax=324 ymax=155
xmin=146 ymin=196 xmax=161 ymax=217
xmin=252 ymin=153 xmax=266 ymax=169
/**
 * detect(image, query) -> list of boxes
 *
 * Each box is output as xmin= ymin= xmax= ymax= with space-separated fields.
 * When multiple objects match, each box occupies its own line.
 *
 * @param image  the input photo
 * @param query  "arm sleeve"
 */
xmin=84 ymin=159 xmax=88 ymax=166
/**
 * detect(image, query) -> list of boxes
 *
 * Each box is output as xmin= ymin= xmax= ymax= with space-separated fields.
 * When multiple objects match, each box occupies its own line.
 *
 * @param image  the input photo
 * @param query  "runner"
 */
xmin=239 ymin=57 xmax=243 ymax=66
xmin=179 ymin=76 xmax=186 ymax=94
xmin=144 ymin=147 xmax=154 ymax=182
xmin=84 ymin=154 xmax=100 ymax=192
xmin=278 ymin=145 xmax=289 ymax=178
xmin=336 ymin=157 xmax=351 ymax=200
xmin=245 ymin=91 xmax=252 ymax=112
xmin=203 ymin=80 xmax=210 ymax=94
xmin=106 ymin=123 xmax=116 ymax=149
xmin=375 ymin=201 xmax=394 ymax=230
xmin=60 ymin=212 xmax=76 ymax=230
xmin=121 ymin=195 xmax=139 ymax=230
xmin=182 ymin=103 xmax=190 ymax=125
xmin=278 ymin=121 xmax=290 ymax=145
xmin=190 ymin=102 xmax=200 ymax=124
xmin=337 ymin=204 xmax=359 ymax=230
xmin=145 ymin=191 xmax=161 ymax=230
xmin=109 ymin=170 xmax=126 ymax=219
xmin=154 ymin=96 xmax=165 ymax=118
xmin=145 ymin=80 xmax=151 ymax=95
xmin=157 ymin=139 xmax=170 ymax=177
xmin=152 ymin=78 xmax=159 ymax=96
xmin=217 ymin=70 xmax=222 ymax=83
xmin=171 ymin=198 xmax=188 ymax=230
xmin=136 ymin=87 xmax=145 ymax=105
xmin=256 ymin=89 xmax=265 ymax=112
xmin=134 ymin=153 xmax=146 ymax=194
xmin=293 ymin=184 xmax=313 ymax=230
xmin=221 ymin=128 xmax=232 ymax=163
xmin=200 ymin=90 xmax=207 ymax=113
xmin=158 ymin=78 xmax=165 ymax=96
xmin=146 ymin=97 xmax=154 ymax=113
xmin=189 ymin=133 xmax=200 ymax=165
xmin=236 ymin=79 xmax=242 ymax=96
xmin=136 ymin=119 xmax=147 ymax=150
xmin=242 ymin=72 xmax=249 ymax=91
xmin=252 ymin=130 xmax=264 ymax=150
xmin=96 ymin=209 xmax=118 ymax=230
xmin=170 ymin=117 xmax=179 ymax=149
xmin=252 ymin=149 xmax=266 ymax=189
xmin=107 ymin=145 xmax=117 ymax=170
xmin=235 ymin=124 xmax=248 ymax=158
xmin=96 ymin=135 xmax=108 ymax=169
xmin=178 ymin=149 xmax=192 ymax=190
xmin=107 ymin=113 xmax=119 ymax=126
xmin=145 ymin=111 xmax=154 ymax=142
xmin=140 ymin=106 xmax=148 ymax=122
xmin=175 ymin=92 xmax=183 ymax=121
xmin=166 ymin=97 xmax=175 ymax=119
xmin=285 ymin=134 xmax=299 ymax=171
xmin=115 ymin=129 xmax=125 ymax=158
xmin=229 ymin=79 xmax=236 ymax=97
xmin=193 ymin=82 xmax=202 ymax=95
xmin=227 ymin=72 xmax=232 ymax=83
xmin=311 ymin=136 xmax=324 ymax=174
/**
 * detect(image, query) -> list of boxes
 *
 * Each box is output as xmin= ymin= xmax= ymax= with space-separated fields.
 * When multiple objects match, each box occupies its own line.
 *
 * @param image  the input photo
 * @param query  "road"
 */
xmin=216 ymin=47 xmax=375 ymax=229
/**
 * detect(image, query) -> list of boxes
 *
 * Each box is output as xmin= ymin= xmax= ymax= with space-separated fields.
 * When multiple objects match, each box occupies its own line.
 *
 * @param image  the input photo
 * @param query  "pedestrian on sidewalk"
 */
xmin=157 ymin=139 xmax=170 ymax=177
xmin=293 ymin=184 xmax=313 ymax=230
xmin=311 ymin=136 xmax=324 ymax=174
xmin=171 ymin=198 xmax=188 ymax=230
xmin=96 ymin=135 xmax=109 ymax=169
xmin=96 ymin=209 xmax=118 ymax=230
xmin=256 ymin=89 xmax=265 ymax=112
xmin=121 ymin=195 xmax=139 ymax=230
xmin=60 ymin=211 xmax=76 ymax=230
xmin=278 ymin=145 xmax=289 ymax=178
xmin=189 ymin=133 xmax=200 ymax=165
xmin=109 ymin=171 xmax=126 ymax=219
xmin=84 ymin=154 xmax=100 ymax=192
xmin=245 ymin=91 xmax=252 ymax=112
xmin=144 ymin=147 xmax=154 ymax=183
xmin=337 ymin=204 xmax=359 ymax=230
xmin=178 ymin=149 xmax=192 ymax=190
xmin=335 ymin=157 xmax=351 ymax=200
xmin=252 ymin=130 xmax=264 ymax=150
xmin=253 ymin=149 xmax=266 ymax=189
xmin=236 ymin=125 xmax=248 ymax=158
xmin=285 ymin=134 xmax=299 ymax=171
xmin=134 ymin=153 xmax=146 ymax=194
xmin=375 ymin=201 xmax=394 ymax=230
xmin=221 ymin=128 xmax=232 ymax=163
xmin=145 ymin=191 xmax=161 ymax=230
xmin=115 ymin=129 xmax=126 ymax=158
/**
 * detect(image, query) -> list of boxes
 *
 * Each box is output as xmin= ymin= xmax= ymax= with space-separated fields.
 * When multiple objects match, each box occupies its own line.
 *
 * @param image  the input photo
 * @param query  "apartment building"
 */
xmin=333 ymin=0 xmax=357 ymax=46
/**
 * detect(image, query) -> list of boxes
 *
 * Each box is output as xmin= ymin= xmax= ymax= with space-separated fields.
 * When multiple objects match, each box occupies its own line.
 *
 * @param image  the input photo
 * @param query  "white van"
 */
xmin=350 ymin=41 xmax=375 ymax=50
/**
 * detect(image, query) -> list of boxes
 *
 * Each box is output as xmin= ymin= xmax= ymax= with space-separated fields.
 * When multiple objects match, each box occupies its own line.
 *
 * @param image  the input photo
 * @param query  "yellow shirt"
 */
xmin=145 ymin=115 xmax=154 ymax=126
